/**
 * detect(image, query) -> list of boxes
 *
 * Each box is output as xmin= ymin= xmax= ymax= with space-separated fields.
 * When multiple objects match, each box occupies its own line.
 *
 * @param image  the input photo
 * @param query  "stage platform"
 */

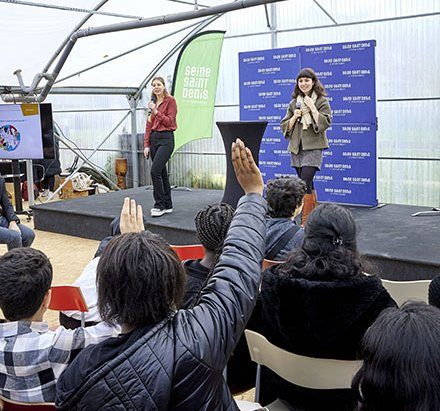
xmin=31 ymin=187 xmax=440 ymax=281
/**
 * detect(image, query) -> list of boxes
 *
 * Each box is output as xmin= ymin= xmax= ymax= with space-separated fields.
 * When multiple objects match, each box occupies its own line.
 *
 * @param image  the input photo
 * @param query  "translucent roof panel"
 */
xmin=0 ymin=0 xmax=246 ymax=88
xmin=1 ymin=0 xmax=439 ymax=89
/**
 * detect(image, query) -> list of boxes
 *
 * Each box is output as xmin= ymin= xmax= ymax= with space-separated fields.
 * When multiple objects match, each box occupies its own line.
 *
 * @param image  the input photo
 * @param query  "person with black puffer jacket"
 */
xmin=55 ymin=139 xmax=267 ymax=410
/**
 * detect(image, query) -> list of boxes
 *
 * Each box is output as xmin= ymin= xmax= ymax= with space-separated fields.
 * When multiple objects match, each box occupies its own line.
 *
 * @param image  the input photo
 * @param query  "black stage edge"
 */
xmin=31 ymin=188 xmax=440 ymax=281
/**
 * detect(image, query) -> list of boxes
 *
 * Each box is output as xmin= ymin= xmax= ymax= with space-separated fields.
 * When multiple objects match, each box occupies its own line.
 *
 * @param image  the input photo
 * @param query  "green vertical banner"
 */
xmin=171 ymin=31 xmax=225 ymax=153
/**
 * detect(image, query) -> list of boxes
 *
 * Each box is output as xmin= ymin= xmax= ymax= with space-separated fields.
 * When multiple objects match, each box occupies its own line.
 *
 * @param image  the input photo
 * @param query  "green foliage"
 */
xmin=183 ymin=169 xmax=226 ymax=190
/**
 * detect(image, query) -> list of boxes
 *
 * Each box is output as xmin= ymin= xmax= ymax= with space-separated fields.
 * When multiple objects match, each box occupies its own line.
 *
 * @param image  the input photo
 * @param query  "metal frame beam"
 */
xmin=225 ymin=11 xmax=440 ymax=39
xmin=165 ymin=0 xmax=209 ymax=8
xmin=54 ymin=20 xmax=204 ymax=85
xmin=2 ymin=0 xmax=286 ymax=103
xmin=1 ymin=0 xmax=146 ymax=19
xmin=312 ymin=0 xmax=337 ymax=25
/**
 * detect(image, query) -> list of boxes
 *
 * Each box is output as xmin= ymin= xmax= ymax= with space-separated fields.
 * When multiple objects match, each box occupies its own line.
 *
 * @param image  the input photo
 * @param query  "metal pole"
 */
xmin=76 ymin=0 xmax=284 ymax=37
xmin=54 ymin=20 xmax=203 ymax=85
xmin=270 ymin=3 xmax=277 ymax=48
xmin=0 ymin=0 xmax=145 ymax=20
xmin=25 ymin=160 xmax=35 ymax=206
xmin=2 ymin=0 xmax=286 ymax=103
xmin=9 ymin=0 xmax=109 ymax=96
xmin=128 ymin=97 xmax=139 ymax=188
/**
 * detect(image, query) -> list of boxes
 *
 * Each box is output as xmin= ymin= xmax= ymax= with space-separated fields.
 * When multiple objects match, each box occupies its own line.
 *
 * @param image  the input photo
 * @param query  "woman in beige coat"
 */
xmin=281 ymin=68 xmax=332 ymax=224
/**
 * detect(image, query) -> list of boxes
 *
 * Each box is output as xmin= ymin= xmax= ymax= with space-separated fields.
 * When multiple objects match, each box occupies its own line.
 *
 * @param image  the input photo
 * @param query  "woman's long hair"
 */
xmin=352 ymin=301 xmax=440 ymax=410
xmin=277 ymin=203 xmax=363 ymax=280
xmin=292 ymin=67 xmax=327 ymax=98
xmin=150 ymin=76 xmax=169 ymax=100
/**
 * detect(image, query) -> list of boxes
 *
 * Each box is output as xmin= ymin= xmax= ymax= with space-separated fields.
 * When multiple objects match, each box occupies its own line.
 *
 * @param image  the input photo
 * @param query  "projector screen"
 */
xmin=0 ymin=103 xmax=54 ymax=160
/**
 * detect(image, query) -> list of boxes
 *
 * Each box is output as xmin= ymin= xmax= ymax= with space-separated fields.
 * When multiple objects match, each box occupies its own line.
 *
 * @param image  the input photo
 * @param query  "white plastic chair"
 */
xmin=239 ymin=330 xmax=361 ymax=411
xmin=381 ymin=278 xmax=431 ymax=306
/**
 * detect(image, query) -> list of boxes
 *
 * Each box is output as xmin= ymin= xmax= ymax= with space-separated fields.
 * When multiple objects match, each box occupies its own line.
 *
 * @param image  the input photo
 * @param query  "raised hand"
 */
xmin=120 ymin=197 xmax=145 ymax=234
xmin=303 ymin=95 xmax=316 ymax=111
xmin=231 ymin=138 xmax=264 ymax=195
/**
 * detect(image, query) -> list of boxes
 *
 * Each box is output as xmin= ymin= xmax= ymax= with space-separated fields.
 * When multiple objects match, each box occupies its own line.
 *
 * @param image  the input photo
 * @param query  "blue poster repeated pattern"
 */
xmin=239 ymin=40 xmax=377 ymax=206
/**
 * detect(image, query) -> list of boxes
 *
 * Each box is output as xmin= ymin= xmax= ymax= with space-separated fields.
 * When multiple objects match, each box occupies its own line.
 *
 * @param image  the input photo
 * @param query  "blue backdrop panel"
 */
xmin=318 ymin=124 xmax=377 ymax=205
xmin=300 ymin=41 xmax=376 ymax=124
xmin=239 ymin=40 xmax=377 ymax=206
xmin=240 ymin=47 xmax=300 ymax=123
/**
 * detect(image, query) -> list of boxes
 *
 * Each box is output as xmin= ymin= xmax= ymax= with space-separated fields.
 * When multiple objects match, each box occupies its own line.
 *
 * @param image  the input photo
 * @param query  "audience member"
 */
xmin=246 ymin=203 xmax=397 ymax=409
xmin=55 ymin=139 xmax=267 ymax=410
xmin=59 ymin=257 xmax=101 ymax=329
xmin=60 ymin=213 xmax=149 ymax=329
xmin=428 ymin=274 xmax=440 ymax=309
xmin=0 ymin=248 xmax=120 ymax=403
xmin=0 ymin=175 xmax=35 ymax=250
xmin=181 ymin=202 xmax=235 ymax=308
xmin=352 ymin=301 xmax=440 ymax=410
xmin=265 ymin=176 xmax=306 ymax=260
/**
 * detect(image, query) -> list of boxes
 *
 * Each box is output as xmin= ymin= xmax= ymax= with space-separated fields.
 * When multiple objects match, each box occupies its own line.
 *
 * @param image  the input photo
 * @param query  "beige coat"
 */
xmin=280 ymin=96 xmax=332 ymax=154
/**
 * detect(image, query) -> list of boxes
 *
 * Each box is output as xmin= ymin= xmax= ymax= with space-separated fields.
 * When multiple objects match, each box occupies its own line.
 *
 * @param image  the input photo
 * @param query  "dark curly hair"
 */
xmin=97 ymin=231 xmax=186 ymax=326
xmin=266 ymin=177 xmax=306 ymax=218
xmin=277 ymin=203 xmax=363 ymax=279
xmin=0 ymin=248 xmax=52 ymax=321
xmin=352 ymin=301 xmax=440 ymax=410
xmin=292 ymin=67 xmax=327 ymax=98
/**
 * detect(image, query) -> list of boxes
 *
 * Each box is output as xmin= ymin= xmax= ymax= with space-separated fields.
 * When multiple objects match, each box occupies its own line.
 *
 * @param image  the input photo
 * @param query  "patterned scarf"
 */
xmin=296 ymin=91 xmax=318 ymax=130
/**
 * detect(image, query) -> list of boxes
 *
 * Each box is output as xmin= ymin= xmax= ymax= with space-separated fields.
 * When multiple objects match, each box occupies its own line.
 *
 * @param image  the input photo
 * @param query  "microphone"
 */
xmin=295 ymin=101 xmax=301 ymax=122
xmin=147 ymin=94 xmax=157 ymax=116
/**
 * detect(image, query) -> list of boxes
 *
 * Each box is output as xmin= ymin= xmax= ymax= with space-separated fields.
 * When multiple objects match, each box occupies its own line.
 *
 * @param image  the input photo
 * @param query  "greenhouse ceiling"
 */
xmin=1 ymin=0 xmax=439 ymax=97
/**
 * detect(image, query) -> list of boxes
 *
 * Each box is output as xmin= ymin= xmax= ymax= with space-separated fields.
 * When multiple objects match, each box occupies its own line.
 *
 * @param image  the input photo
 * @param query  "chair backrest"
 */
xmin=381 ymin=279 xmax=431 ymax=306
xmin=0 ymin=396 xmax=55 ymax=410
xmin=48 ymin=285 xmax=88 ymax=313
xmin=262 ymin=259 xmax=284 ymax=271
xmin=171 ymin=244 xmax=205 ymax=261
xmin=245 ymin=330 xmax=361 ymax=390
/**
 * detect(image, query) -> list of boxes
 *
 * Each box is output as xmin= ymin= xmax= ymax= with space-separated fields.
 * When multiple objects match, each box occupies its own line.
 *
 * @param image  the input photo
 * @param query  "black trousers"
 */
xmin=150 ymin=131 xmax=174 ymax=209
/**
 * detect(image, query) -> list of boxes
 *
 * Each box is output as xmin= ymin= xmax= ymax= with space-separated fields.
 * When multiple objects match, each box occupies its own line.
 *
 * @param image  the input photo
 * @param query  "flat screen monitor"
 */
xmin=0 ymin=103 xmax=55 ymax=160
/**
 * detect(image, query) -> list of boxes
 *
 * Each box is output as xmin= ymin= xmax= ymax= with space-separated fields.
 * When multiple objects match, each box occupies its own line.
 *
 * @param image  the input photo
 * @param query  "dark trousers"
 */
xmin=150 ymin=131 xmax=174 ymax=209
xmin=295 ymin=166 xmax=317 ymax=194
xmin=59 ymin=312 xmax=98 ymax=330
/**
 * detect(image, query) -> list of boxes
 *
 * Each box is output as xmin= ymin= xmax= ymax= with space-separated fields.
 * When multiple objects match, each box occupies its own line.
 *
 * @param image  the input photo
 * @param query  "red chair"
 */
xmin=262 ymin=258 xmax=285 ymax=271
xmin=171 ymin=244 xmax=205 ymax=261
xmin=48 ymin=286 xmax=88 ymax=328
xmin=0 ymin=397 xmax=55 ymax=410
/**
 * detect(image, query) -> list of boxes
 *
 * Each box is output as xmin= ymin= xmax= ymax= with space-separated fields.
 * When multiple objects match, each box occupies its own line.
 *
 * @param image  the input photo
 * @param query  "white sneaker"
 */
xmin=163 ymin=208 xmax=173 ymax=214
xmin=151 ymin=209 xmax=165 ymax=217
xmin=150 ymin=208 xmax=161 ymax=213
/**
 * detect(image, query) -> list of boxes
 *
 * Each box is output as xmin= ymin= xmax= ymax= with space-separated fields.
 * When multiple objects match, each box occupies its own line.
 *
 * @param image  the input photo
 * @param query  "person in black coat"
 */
xmin=248 ymin=203 xmax=397 ymax=410
xmin=353 ymin=301 xmax=440 ymax=410
xmin=55 ymin=139 xmax=267 ymax=410
xmin=0 ymin=176 xmax=35 ymax=250
xmin=181 ymin=202 xmax=235 ymax=309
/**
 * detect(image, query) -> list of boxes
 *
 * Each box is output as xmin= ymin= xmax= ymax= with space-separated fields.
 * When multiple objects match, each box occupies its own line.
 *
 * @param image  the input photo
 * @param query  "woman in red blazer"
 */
xmin=144 ymin=76 xmax=177 ymax=217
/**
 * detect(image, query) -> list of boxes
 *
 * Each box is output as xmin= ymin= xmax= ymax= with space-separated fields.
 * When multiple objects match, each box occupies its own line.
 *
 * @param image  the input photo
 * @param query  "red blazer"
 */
xmin=144 ymin=95 xmax=177 ymax=148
